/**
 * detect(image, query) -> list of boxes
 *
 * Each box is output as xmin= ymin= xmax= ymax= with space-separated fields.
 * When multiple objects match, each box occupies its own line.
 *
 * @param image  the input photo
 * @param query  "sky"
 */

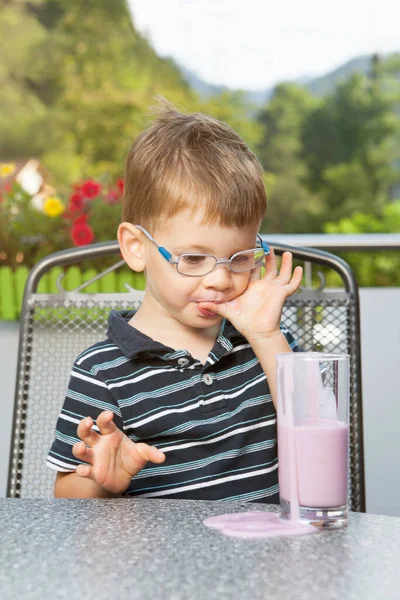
xmin=128 ymin=0 xmax=400 ymax=90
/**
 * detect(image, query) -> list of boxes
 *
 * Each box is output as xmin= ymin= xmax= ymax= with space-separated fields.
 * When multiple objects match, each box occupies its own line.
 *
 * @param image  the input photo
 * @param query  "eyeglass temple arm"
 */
xmin=258 ymin=234 xmax=270 ymax=255
xmin=135 ymin=225 xmax=174 ymax=262
xmin=136 ymin=225 xmax=269 ymax=260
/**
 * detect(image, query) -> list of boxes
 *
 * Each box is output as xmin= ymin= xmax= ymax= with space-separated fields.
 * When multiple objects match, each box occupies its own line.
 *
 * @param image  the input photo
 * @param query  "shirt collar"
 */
xmin=106 ymin=309 xmax=246 ymax=360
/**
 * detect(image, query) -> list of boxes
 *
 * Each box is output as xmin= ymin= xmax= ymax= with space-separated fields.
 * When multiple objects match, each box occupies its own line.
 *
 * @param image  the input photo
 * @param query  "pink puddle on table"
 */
xmin=203 ymin=511 xmax=316 ymax=539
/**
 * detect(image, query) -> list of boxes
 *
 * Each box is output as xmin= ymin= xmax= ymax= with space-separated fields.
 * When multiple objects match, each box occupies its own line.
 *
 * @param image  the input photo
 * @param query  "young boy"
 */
xmin=48 ymin=100 xmax=303 ymax=502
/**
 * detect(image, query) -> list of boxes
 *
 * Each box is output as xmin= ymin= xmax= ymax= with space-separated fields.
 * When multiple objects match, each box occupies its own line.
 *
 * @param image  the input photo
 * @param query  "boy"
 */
xmin=48 ymin=100 xmax=303 ymax=502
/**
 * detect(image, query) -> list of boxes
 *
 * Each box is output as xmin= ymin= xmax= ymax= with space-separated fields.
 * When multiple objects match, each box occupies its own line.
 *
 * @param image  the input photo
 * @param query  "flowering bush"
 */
xmin=0 ymin=170 xmax=124 ymax=269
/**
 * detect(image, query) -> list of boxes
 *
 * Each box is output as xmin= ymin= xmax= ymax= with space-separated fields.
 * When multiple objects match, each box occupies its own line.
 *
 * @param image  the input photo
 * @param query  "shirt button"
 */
xmin=203 ymin=374 xmax=213 ymax=386
xmin=178 ymin=358 xmax=190 ymax=367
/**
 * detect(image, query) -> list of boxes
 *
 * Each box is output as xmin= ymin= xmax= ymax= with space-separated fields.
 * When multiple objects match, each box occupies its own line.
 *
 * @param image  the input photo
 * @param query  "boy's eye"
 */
xmin=180 ymin=255 xmax=207 ymax=264
xmin=233 ymin=255 xmax=250 ymax=264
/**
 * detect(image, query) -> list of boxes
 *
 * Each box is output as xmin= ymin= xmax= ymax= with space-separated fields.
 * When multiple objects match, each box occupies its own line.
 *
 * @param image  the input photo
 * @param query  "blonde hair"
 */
xmin=123 ymin=98 xmax=267 ymax=232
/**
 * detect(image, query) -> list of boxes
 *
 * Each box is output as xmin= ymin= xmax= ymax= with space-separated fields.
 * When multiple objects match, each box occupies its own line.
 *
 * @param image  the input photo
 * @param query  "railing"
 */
xmin=260 ymin=233 xmax=400 ymax=289
xmin=260 ymin=233 xmax=400 ymax=251
xmin=0 ymin=266 xmax=145 ymax=321
xmin=1 ymin=234 xmax=399 ymax=320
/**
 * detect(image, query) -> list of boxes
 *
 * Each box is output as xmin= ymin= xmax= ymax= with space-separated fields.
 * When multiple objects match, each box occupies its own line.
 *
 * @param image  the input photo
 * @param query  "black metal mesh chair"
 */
xmin=7 ymin=240 xmax=365 ymax=511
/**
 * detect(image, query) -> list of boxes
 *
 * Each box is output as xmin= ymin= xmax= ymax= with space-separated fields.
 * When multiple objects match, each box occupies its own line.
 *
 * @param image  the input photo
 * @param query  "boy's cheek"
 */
xmin=248 ymin=266 xmax=262 ymax=283
xmin=238 ymin=278 xmax=253 ymax=296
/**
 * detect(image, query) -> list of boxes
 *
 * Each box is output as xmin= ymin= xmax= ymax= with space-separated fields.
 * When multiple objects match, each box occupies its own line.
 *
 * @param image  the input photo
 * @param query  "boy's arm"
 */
xmin=250 ymin=330 xmax=292 ymax=410
xmin=197 ymin=251 xmax=303 ymax=410
xmin=54 ymin=472 xmax=119 ymax=498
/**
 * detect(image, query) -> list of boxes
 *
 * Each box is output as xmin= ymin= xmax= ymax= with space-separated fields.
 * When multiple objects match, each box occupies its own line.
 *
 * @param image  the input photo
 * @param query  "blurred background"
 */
xmin=0 ymin=0 xmax=400 ymax=511
xmin=0 ymin=0 xmax=399 ymax=283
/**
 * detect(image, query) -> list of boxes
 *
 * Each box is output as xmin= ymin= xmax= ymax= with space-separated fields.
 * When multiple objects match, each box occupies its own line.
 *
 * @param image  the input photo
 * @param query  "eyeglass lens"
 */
xmin=177 ymin=249 xmax=265 ymax=276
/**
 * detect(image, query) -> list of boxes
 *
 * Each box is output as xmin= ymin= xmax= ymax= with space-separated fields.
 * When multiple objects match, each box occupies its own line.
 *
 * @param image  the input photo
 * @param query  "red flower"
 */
xmin=81 ymin=179 xmax=101 ymax=199
xmin=116 ymin=178 xmax=124 ymax=194
xmin=71 ymin=221 xmax=94 ymax=246
xmin=73 ymin=214 xmax=88 ymax=226
xmin=105 ymin=189 xmax=120 ymax=205
xmin=69 ymin=193 xmax=84 ymax=212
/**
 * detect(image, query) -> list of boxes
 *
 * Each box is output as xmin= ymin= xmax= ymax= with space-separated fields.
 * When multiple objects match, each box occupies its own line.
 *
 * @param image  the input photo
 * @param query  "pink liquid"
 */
xmin=278 ymin=418 xmax=349 ymax=508
xmin=203 ymin=511 xmax=316 ymax=538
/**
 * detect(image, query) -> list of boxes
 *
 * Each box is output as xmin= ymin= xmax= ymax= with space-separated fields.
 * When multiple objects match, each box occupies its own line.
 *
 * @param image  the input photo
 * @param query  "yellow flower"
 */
xmin=0 ymin=163 xmax=16 ymax=177
xmin=43 ymin=197 xmax=65 ymax=217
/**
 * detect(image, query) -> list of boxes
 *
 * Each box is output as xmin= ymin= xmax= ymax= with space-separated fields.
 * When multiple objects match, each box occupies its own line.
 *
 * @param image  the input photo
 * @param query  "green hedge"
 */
xmin=0 ymin=266 xmax=146 ymax=321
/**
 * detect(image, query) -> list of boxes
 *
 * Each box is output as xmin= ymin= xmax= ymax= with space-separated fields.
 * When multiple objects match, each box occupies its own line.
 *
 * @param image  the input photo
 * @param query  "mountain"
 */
xmin=178 ymin=63 xmax=271 ymax=105
xmin=304 ymin=55 xmax=374 ymax=96
xmin=179 ymin=53 xmax=393 ymax=105
xmin=178 ymin=65 xmax=227 ymax=98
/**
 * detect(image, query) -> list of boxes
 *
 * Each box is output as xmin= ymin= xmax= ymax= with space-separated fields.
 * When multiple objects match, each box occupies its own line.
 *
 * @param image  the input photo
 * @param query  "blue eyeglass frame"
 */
xmin=135 ymin=225 xmax=270 ymax=276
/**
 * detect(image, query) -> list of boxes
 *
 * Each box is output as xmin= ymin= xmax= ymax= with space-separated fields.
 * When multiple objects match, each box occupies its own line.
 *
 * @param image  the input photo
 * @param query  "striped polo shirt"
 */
xmin=47 ymin=310 xmax=301 ymax=503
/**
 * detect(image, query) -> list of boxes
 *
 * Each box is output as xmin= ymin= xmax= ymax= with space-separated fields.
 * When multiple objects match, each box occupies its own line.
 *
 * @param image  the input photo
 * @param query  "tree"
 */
xmin=302 ymin=68 xmax=399 ymax=220
xmin=0 ymin=2 xmax=49 ymax=158
xmin=324 ymin=200 xmax=400 ymax=286
xmin=256 ymin=83 xmax=321 ymax=233
xmin=0 ymin=0 xmax=198 ymax=186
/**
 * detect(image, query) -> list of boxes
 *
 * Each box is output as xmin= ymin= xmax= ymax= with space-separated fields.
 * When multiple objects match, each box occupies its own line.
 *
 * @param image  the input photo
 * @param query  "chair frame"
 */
xmin=7 ymin=240 xmax=366 ymax=511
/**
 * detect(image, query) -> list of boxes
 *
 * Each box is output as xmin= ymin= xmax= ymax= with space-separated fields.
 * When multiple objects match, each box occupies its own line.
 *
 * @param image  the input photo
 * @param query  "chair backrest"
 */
xmin=7 ymin=240 xmax=365 ymax=511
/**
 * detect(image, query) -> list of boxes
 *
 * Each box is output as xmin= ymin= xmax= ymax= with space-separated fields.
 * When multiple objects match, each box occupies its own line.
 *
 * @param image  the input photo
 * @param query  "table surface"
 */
xmin=1 ymin=499 xmax=400 ymax=600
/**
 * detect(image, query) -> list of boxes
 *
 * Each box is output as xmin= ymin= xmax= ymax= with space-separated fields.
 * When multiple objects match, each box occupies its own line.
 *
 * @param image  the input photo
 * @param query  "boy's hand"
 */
xmin=198 ymin=250 xmax=303 ymax=344
xmin=72 ymin=410 xmax=165 ymax=495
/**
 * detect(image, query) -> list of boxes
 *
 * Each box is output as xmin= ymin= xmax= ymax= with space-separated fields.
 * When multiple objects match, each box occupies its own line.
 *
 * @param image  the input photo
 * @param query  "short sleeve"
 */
xmin=279 ymin=323 xmax=304 ymax=353
xmin=46 ymin=358 xmax=123 ymax=472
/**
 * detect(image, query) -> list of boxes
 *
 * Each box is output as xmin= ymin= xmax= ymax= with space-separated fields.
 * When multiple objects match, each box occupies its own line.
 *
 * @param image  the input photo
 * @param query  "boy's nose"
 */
xmin=203 ymin=262 xmax=234 ymax=289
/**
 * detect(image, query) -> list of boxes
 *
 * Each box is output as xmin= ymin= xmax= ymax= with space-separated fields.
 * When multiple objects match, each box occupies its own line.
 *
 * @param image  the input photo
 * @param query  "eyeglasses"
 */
xmin=135 ymin=225 xmax=270 ymax=277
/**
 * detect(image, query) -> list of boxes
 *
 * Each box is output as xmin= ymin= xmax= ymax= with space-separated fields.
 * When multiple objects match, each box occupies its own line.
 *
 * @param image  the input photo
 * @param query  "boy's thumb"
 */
xmin=135 ymin=443 xmax=166 ymax=465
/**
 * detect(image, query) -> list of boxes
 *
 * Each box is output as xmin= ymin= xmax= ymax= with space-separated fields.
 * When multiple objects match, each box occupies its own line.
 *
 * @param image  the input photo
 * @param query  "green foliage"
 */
xmin=0 ymin=3 xmax=49 ymax=157
xmin=257 ymin=83 xmax=318 ymax=176
xmin=255 ymin=58 xmax=400 ymax=245
xmin=0 ymin=0 xmax=197 ymax=186
xmin=256 ymin=84 xmax=322 ymax=233
xmin=324 ymin=201 xmax=400 ymax=286
xmin=301 ymin=71 xmax=399 ymax=220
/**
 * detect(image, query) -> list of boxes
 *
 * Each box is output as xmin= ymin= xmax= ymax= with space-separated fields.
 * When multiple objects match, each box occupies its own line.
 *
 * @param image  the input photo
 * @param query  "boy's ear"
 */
xmin=117 ymin=223 xmax=146 ymax=272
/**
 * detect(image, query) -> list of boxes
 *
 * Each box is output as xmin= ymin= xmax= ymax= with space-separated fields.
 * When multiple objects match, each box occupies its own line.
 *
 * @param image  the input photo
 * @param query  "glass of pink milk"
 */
xmin=276 ymin=352 xmax=349 ymax=530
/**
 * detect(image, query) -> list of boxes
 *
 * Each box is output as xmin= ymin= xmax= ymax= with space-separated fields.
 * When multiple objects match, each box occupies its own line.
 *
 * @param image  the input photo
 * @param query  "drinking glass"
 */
xmin=276 ymin=352 xmax=349 ymax=529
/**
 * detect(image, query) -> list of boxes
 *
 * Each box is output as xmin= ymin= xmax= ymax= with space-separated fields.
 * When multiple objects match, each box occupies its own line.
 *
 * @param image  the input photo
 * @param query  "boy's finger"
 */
xmin=96 ymin=410 xmax=118 ymax=436
xmin=77 ymin=417 xmax=100 ymax=447
xmin=287 ymin=266 xmax=303 ymax=294
xmin=277 ymin=252 xmax=294 ymax=283
xmin=72 ymin=441 xmax=94 ymax=465
xmin=263 ymin=248 xmax=278 ymax=280
xmin=135 ymin=443 xmax=166 ymax=465
xmin=76 ymin=463 xmax=93 ymax=479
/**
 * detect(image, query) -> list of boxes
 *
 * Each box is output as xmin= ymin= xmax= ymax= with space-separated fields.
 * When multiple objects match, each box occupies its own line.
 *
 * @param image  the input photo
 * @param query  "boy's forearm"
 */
xmin=250 ymin=331 xmax=292 ymax=410
xmin=54 ymin=472 xmax=120 ymax=498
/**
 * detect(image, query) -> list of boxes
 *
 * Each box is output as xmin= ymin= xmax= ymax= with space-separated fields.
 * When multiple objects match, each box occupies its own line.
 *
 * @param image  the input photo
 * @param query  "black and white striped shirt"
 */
xmin=47 ymin=310 xmax=301 ymax=503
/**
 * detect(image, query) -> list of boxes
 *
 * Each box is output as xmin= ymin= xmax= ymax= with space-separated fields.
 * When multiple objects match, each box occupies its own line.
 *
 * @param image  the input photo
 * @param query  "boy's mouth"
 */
xmin=192 ymin=299 xmax=225 ymax=304
xmin=196 ymin=306 xmax=220 ymax=318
